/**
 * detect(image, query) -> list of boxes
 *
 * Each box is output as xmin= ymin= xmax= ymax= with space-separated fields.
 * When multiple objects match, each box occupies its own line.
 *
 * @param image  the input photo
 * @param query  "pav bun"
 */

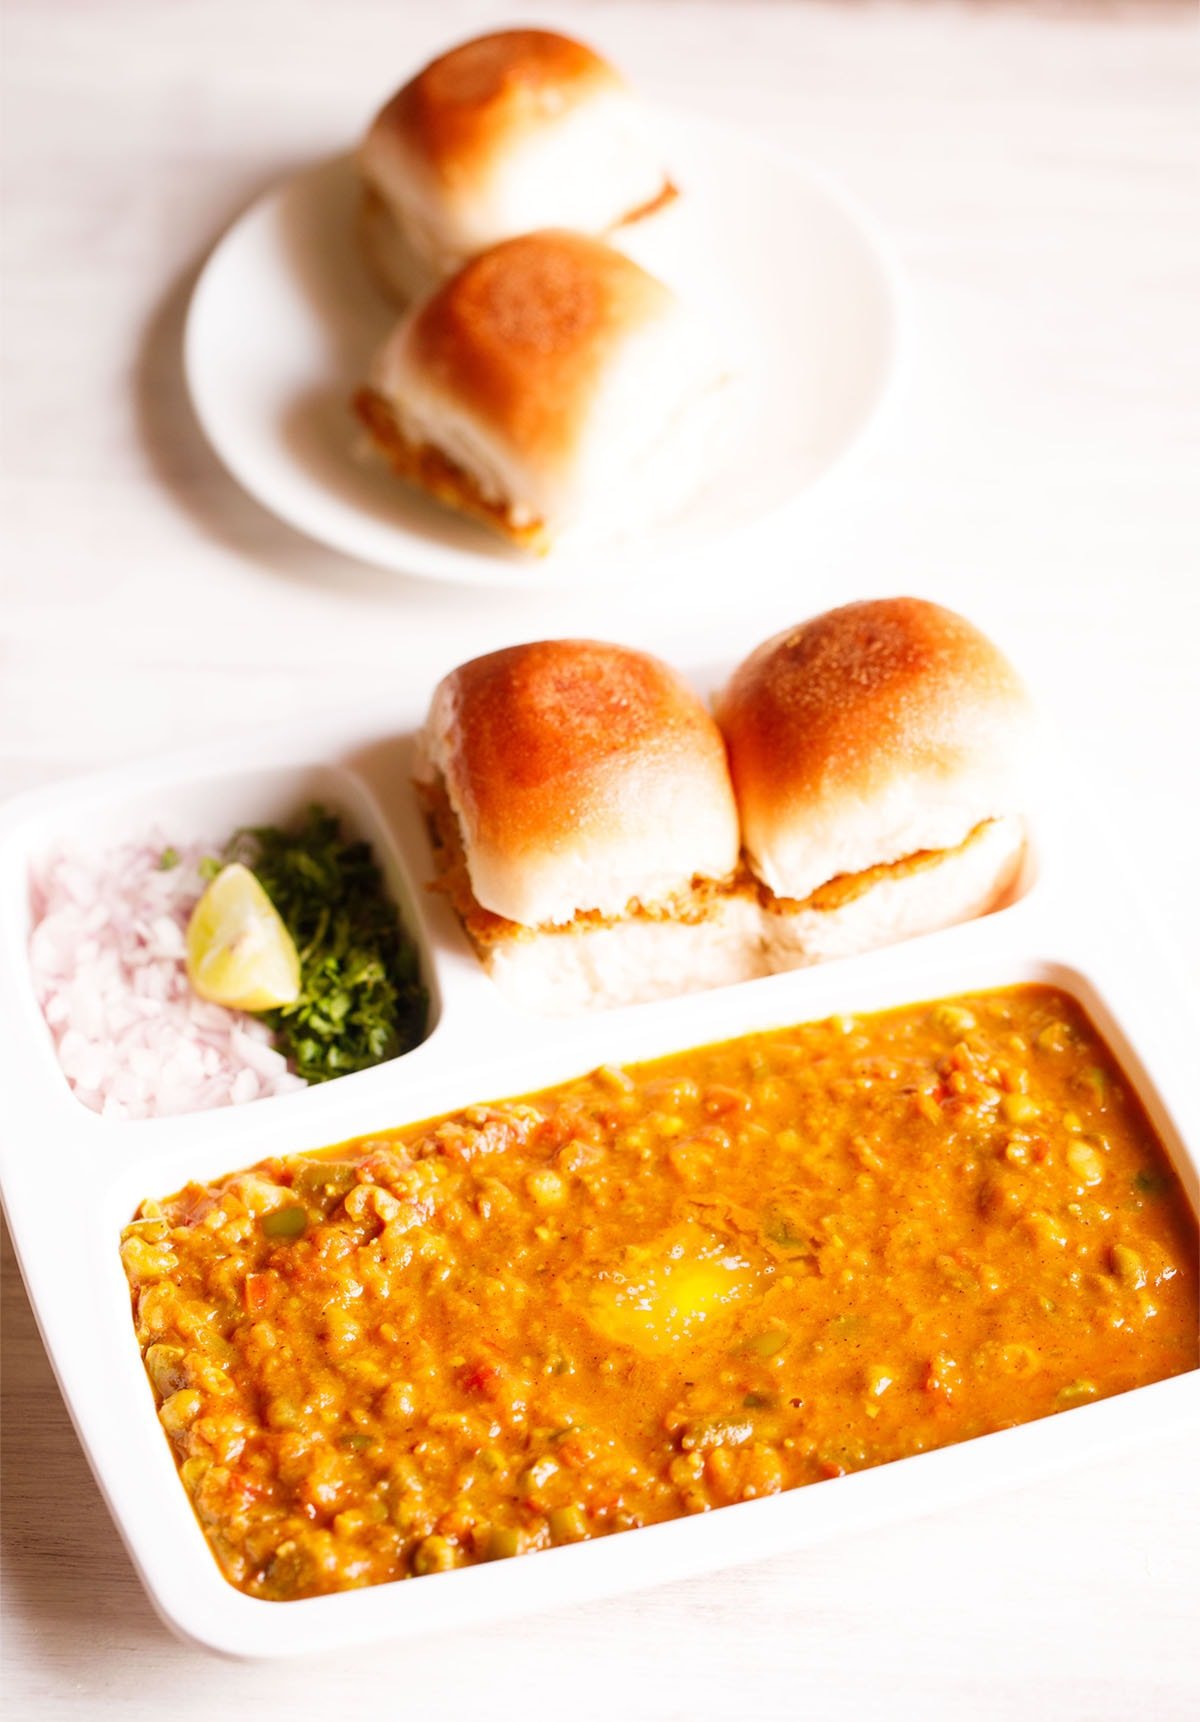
xmin=354 ymin=230 xmax=716 ymax=550
xmin=418 ymin=639 xmax=742 ymax=929
xmin=359 ymin=29 xmax=674 ymax=302
xmin=718 ymin=597 xmax=1034 ymax=905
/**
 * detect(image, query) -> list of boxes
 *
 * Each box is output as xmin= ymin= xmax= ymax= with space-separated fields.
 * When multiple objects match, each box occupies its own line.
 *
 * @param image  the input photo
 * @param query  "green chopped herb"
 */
xmin=1134 ymin=1169 xmax=1166 ymax=1196
xmin=198 ymin=855 xmax=222 ymax=881
xmin=158 ymin=846 xmax=180 ymax=871
xmin=228 ymin=806 xmax=426 ymax=1084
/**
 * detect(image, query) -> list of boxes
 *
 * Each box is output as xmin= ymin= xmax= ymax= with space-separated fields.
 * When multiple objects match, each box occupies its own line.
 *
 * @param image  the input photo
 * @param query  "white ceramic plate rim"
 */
xmin=182 ymin=112 xmax=903 ymax=588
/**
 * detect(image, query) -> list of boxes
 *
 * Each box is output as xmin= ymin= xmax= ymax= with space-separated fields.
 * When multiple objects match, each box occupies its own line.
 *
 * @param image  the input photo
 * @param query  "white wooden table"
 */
xmin=3 ymin=3 xmax=1197 ymax=1716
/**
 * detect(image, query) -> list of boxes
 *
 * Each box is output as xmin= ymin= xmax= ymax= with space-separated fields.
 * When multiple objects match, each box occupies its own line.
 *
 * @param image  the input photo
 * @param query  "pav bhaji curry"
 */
xmin=121 ymin=985 xmax=1197 ymax=1600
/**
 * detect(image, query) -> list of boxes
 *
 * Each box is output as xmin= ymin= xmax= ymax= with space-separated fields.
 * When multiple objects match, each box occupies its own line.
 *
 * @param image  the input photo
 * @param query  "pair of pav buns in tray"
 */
xmin=353 ymin=29 xmax=716 ymax=552
xmin=415 ymin=598 xmax=1034 ymax=1015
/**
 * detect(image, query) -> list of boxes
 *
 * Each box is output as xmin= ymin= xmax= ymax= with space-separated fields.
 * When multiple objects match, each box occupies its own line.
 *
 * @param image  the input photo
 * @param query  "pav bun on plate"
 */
xmin=353 ymin=230 xmax=719 ymax=552
xmin=717 ymin=597 xmax=1033 ymax=963
xmin=358 ymin=28 xmax=675 ymax=303
xmin=416 ymin=640 xmax=760 ymax=1015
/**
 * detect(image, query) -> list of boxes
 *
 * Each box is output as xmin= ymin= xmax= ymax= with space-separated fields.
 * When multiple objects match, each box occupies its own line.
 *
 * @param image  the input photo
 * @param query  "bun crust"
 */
xmin=358 ymin=30 xmax=674 ymax=298
xmin=372 ymin=31 xmax=621 ymax=192
xmin=405 ymin=230 xmax=673 ymax=477
xmin=357 ymin=231 xmax=713 ymax=545
xmin=420 ymin=640 xmax=741 ymax=927
xmin=718 ymin=598 xmax=1033 ymax=902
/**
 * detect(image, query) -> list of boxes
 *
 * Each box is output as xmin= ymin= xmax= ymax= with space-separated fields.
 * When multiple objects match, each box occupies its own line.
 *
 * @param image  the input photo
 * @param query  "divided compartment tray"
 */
xmin=1 ymin=687 xmax=1196 ymax=1658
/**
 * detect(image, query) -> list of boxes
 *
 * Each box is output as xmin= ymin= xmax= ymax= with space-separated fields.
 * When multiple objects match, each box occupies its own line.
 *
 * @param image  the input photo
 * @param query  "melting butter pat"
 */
xmin=586 ymin=1223 xmax=756 ymax=1354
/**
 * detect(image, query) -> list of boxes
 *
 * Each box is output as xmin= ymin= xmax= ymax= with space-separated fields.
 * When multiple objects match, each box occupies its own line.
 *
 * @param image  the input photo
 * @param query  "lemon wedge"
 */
xmin=185 ymin=863 xmax=301 ymax=1011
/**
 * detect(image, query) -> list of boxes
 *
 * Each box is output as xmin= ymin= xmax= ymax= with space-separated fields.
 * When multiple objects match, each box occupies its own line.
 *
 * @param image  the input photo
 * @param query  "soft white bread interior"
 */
xmin=354 ymin=230 xmax=719 ymax=549
xmin=717 ymin=597 xmax=1034 ymax=905
xmin=480 ymin=817 xmax=1025 ymax=1014
xmin=358 ymin=29 xmax=673 ymax=301
xmin=482 ymin=897 xmax=766 ymax=1017
xmin=417 ymin=639 xmax=742 ymax=929
xmin=760 ymin=815 xmax=1027 ymax=972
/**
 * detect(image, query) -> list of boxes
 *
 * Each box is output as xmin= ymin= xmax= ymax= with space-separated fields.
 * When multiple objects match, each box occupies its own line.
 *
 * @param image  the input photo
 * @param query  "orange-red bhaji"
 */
xmin=121 ymin=985 xmax=1198 ymax=1599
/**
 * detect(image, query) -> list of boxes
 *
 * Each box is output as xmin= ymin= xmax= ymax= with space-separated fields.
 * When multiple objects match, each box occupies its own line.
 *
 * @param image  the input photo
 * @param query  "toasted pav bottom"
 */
xmin=354 ymin=231 xmax=714 ymax=550
xmin=354 ymin=384 xmax=549 ymax=549
xmin=422 ymin=769 xmax=1025 ymax=1014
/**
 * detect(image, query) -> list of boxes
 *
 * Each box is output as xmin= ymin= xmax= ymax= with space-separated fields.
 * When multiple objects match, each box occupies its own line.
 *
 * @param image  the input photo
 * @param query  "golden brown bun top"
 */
xmin=717 ymin=598 xmax=1033 ymax=901
xmin=445 ymin=637 xmax=722 ymax=815
xmin=373 ymin=30 xmax=622 ymax=188
xmin=403 ymin=229 xmax=675 ymax=474
xmin=423 ymin=639 xmax=742 ymax=926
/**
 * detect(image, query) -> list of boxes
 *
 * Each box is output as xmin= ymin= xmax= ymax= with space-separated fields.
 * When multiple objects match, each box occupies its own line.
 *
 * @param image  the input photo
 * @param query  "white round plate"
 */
xmin=184 ymin=114 xmax=901 ymax=588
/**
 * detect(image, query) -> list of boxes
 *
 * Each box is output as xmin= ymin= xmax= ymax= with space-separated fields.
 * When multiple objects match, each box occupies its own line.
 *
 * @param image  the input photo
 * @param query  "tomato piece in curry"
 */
xmin=121 ymin=985 xmax=1198 ymax=1600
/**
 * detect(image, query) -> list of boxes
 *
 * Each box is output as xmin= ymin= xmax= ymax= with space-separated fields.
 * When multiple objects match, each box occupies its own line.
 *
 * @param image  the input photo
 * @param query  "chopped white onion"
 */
xmin=28 ymin=833 xmax=307 ymax=1119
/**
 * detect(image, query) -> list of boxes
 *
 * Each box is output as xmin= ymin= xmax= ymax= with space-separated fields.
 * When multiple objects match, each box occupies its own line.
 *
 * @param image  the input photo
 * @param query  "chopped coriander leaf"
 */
xmin=158 ymin=846 xmax=180 ymax=871
xmin=198 ymin=855 xmax=222 ymax=881
xmin=228 ymin=806 xmax=426 ymax=1083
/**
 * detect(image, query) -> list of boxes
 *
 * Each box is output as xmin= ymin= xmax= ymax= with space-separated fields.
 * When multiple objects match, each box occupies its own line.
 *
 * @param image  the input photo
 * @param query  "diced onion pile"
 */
xmin=28 ymin=835 xmax=306 ymax=1120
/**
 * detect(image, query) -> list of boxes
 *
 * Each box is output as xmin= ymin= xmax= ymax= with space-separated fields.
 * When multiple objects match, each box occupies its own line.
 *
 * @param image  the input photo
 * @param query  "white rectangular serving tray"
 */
xmin=1 ymin=685 xmax=1197 ymax=1659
